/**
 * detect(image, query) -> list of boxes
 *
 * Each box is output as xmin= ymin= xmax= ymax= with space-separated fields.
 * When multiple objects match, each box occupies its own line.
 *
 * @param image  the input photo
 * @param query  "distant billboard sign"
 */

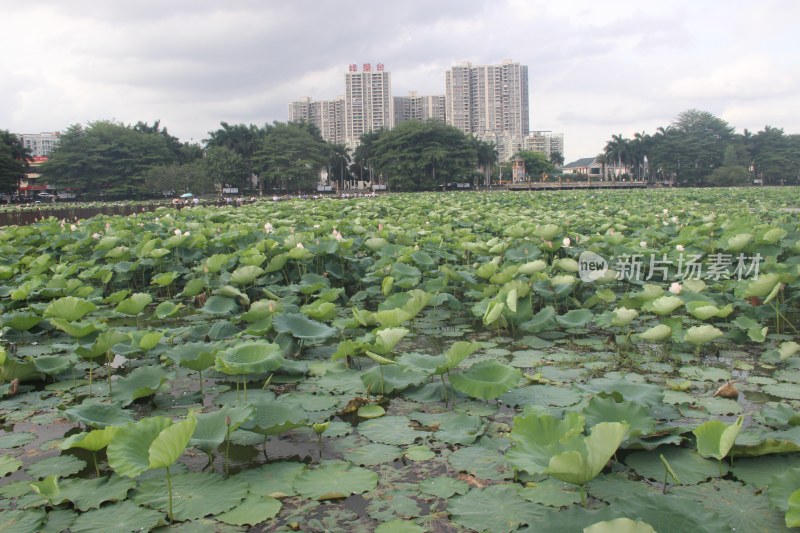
xmin=222 ymin=187 xmax=239 ymax=194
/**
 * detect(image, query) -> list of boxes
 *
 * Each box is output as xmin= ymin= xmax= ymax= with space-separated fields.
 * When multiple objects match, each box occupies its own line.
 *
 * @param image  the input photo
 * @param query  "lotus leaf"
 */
xmin=26 ymin=455 xmax=86 ymax=479
xmin=684 ymin=325 xmax=724 ymax=346
xmin=230 ymin=265 xmax=264 ymax=285
xmin=43 ymin=296 xmax=96 ymax=321
xmin=374 ymin=520 xmax=425 ymax=533
xmin=216 ymin=494 xmax=282 ymax=526
xmin=190 ymin=404 xmax=254 ymax=454
xmin=646 ymin=295 xmax=684 ymax=316
xmin=450 ymin=360 xmax=521 ymax=400
xmin=611 ymin=307 xmax=638 ymax=327
xmin=553 ymin=257 xmax=579 ymax=273
xmin=107 ymin=417 xmax=172 ymax=478
xmin=521 ymin=306 xmax=557 ymax=333
xmin=507 ymin=411 xmax=585 ymax=475
xmin=1 ymin=311 xmax=43 ymax=331
xmin=244 ymin=398 xmax=308 ymax=436
xmin=518 ymin=259 xmax=547 ymax=275
xmin=150 ymin=271 xmax=179 ymax=287
xmin=448 ymin=485 xmax=549 ymax=532
xmin=110 ymin=365 xmax=170 ymax=406
xmin=234 ymin=461 xmax=306 ymax=498
xmin=693 ymin=416 xmax=743 ymax=463
xmin=626 ymin=446 xmax=728 ymax=484
xmin=48 ymin=317 xmax=102 ymax=338
xmin=114 ymin=292 xmax=153 ymax=315
xmin=201 ymin=295 xmax=239 ymax=315
xmin=75 ymin=330 xmax=130 ymax=360
xmin=63 ymin=400 xmax=134 ymax=428
xmin=359 ymin=415 xmax=422 ymax=445
xmin=60 ymin=425 xmax=120 ymax=452
xmin=52 ymin=475 xmax=137 ymax=511
xmin=547 ymin=422 xmax=629 ymax=486
xmin=0 ymin=509 xmax=47 ymax=533
xmin=744 ymin=273 xmax=781 ymax=298
xmin=347 ymin=442 xmax=402 ymax=466
xmin=272 ymin=312 xmax=336 ymax=340
xmin=133 ymin=471 xmax=248 ymax=521
xmin=215 ymin=341 xmax=284 ymax=376
xmin=293 ymin=460 xmax=378 ymax=500
xmin=583 ymin=518 xmax=657 ymax=533
xmin=0 ymin=454 xmax=22 ymax=477
xmin=637 ymin=324 xmax=672 ymax=342
xmin=154 ymin=301 xmax=184 ymax=319
xmin=582 ymin=396 xmax=655 ymax=440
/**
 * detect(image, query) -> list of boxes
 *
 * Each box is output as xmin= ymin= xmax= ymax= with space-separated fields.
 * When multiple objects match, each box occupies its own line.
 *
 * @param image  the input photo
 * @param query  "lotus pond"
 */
xmin=2 ymin=188 xmax=800 ymax=532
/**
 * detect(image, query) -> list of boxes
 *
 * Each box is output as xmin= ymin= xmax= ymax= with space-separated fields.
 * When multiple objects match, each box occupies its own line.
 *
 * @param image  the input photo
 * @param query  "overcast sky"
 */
xmin=3 ymin=0 xmax=799 ymax=161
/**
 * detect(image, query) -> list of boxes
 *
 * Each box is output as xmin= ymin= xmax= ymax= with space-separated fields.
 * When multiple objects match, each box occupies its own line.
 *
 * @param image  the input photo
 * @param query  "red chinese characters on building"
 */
xmin=348 ymin=64 xmax=358 ymax=72
xmin=376 ymin=63 xmax=384 ymax=72
xmin=347 ymin=63 xmax=385 ymax=72
xmin=362 ymin=63 xmax=372 ymax=72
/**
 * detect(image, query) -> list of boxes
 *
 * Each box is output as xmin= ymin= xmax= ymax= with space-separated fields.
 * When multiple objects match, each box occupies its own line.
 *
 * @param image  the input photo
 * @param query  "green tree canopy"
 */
xmin=203 ymin=146 xmax=249 ymax=191
xmin=514 ymin=150 xmax=555 ymax=180
xmin=371 ymin=120 xmax=476 ymax=191
xmin=142 ymin=162 xmax=213 ymax=196
xmin=40 ymin=121 xmax=175 ymax=198
xmin=0 ymin=130 xmax=29 ymax=194
xmin=252 ymin=122 xmax=330 ymax=193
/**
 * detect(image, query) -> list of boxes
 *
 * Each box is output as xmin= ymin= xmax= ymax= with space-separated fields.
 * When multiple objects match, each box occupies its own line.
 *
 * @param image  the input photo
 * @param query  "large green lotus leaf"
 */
xmin=56 ymin=475 xmax=137 ymax=511
xmin=347 ymin=443 xmax=402 ymax=466
xmin=417 ymin=475 xmax=470 ymax=499
xmin=0 ymin=455 xmax=22 ymax=477
xmin=520 ymin=306 xmax=557 ymax=333
xmin=508 ymin=411 xmax=586 ymax=475
xmin=107 ymin=416 xmax=172 ymax=478
xmin=428 ymin=412 xmax=485 ymax=445
xmin=44 ymin=296 xmax=97 ymax=321
xmin=201 ymin=295 xmax=239 ymax=315
xmin=744 ymin=273 xmax=781 ymax=298
xmin=0 ymin=432 xmax=35 ymax=449
xmin=502 ymin=384 xmax=583 ymax=409
xmin=148 ymin=415 xmax=197 ymax=470
xmin=556 ymin=308 xmax=594 ymax=328
xmin=26 ymin=454 xmax=86 ymax=479
xmin=272 ymin=312 xmax=336 ymax=340
xmin=234 ymin=462 xmax=306 ymax=498
xmin=397 ymin=351 xmax=443 ymax=374
xmin=164 ymin=341 xmax=218 ymax=371
xmin=0 ymin=509 xmax=46 ymax=533
xmin=547 ymin=422 xmax=629 ymax=486
xmin=645 ymin=295 xmax=684 ymax=316
xmin=48 ymin=317 xmax=102 ymax=338
xmin=372 ymin=327 xmax=410 ymax=355
xmin=373 ymin=308 xmax=413 ymax=327
xmin=686 ymin=301 xmax=722 ymax=320
xmin=154 ymin=300 xmax=184 ymax=319
xmin=578 ymin=377 xmax=664 ymax=407
xmin=230 ymin=265 xmax=264 ymax=285
xmin=361 ymin=365 xmax=427 ymax=394
xmin=553 ymin=257 xmax=579 ymax=273
xmin=768 ymin=467 xmax=800 ymax=512
xmin=244 ymin=398 xmax=308 ymax=436
xmin=762 ymin=383 xmax=800 ymax=400
xmin=450 ymin=360 xmax=521 ymax=400
xmin=375 ymin=519 xmax=425 ymax=533
xmin=60 ymin=425 xmax=120 ymax=452
xmin=114 ymin=293 xmax=153 ymax=315
xmin=693 ymin=416 xmax=743 ymax=461
xmin=293 ymin=460 xmax=378 ymax=500
xmin=134 ymin=471 xmax=248 ymax=521
xmin=33 ymin=355 xmax=73 ymax=376
xmin=583 ymin=518 xmax=657 ymax=533
xmin=733 ymin=455 xmax=800 ymax=489
xmin=76 ymin=329 xmax=131 ymax=359
xmin=447 ymin=485 xmax=549 ymax=533
xmin=637 ymin=324 xmax=672 ymax=342
xmin=216 ymin=494 xmax=282 ymax=526
xmin=582 ymin=396 xmax=655 ymax=440
xmin=41 ymin=508 xmax=76 ymax=533
xmin=448 ymin=443 xmax=510 ymax=481
xmin=788 ymin=489 xmax=800 ymax=528
xmin=519 ymin=478 xmax=582 ymax=507
xmin=190 ymin=404 xmax=253 ymax=454
xmin=536 ymin=223 xmax=561 ymax=241
xmin=358 ymin=415 xmax=422 ymax=446
xmin=215 ymin=341 xmax=284 ymax=376
xmin=684 ymin=325 xmax=724 ymax=346
xmin=434 ymin=340 xmax=481 ymax=374
xmin=672 ymin=479 xmax=787 ymax=532
xmin=63 ymin=400 xmax=134 ymax=428
xmin=725 ymin=233 xmax=753 ymax=252
xmin=150 ymin=271 xmax=179 ymax=287
xmin=625 ymin=446 xmax=728 ymax=485
xmin=110 ymin=365 xmax=170 ymax=406
xmin=204 ymin=253 xmax=232 ymax=273
xmin=1 ymin=311 xmax=43 ymax=331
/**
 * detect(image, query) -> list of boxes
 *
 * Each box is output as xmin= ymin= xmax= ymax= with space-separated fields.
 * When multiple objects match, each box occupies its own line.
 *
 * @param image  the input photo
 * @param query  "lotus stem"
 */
xmin=93 ymin=452 xmax=100 ymax=477
xmin=106 ymin=352 xmax=112 ymax=396
xmin=197 ymin=369 xmax=203 ymax=395
xmin=440 ymin=374 xmax=449 ymax=405
xmin=88 ymin=362 xmax=93 ymax=397
xmin=242 ymin=376 xmax=247 ymax=402
xmin=166 ymin=465 xmax=174 ymax=523
xmin=224 ymin=426 xmax=231 ymax=477
xmin=580 ymin=485 xmax=586 ymax=507
xmin=380 ymin=365 xmax=385 ymax=396
xmin=318 ymin=434 xmax=323 ymax=460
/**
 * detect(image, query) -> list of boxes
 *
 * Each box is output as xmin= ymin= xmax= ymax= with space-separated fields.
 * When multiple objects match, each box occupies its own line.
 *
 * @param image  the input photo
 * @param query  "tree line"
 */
xmin=1 ymin=109 xmax=798 ymax=198
xmin=599 ymin=110 xmax=800 ymax=186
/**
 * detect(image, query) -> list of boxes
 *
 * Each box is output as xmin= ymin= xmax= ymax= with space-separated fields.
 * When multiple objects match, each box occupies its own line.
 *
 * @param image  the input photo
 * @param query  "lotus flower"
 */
xmin=562 ymin=237 xmax=571 ymax=247
xmin=264 ymin=223 xmax=274 ymax=233
xmin=676 ymin=244 xmax=685 ymax=252
xmin=669 ymin=282 xmax=682 ymax=295
xmin=639 ymin=241 xmax=647 ymax=248
xmin=174 ymin=229 xmax=181 ymax=236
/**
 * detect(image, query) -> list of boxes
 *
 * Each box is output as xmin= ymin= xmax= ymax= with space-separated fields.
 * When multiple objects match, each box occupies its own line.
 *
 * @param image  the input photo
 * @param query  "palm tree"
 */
xmin=549 ymin=150 xmax=565 ymax=168
xmin=472 ymin=138 xmax=498 ymax=188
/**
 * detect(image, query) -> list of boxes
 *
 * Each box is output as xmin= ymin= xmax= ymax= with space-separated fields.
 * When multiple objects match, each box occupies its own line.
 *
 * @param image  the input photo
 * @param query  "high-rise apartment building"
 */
xmin=445 ymin=59 xmax=529 ymax=160
xmin=288 ymin=96 xmax=346 ymax=146
xmin=394 ymin=92 xmax=446 ymax=125
xmin=19 ymin=132 xmax=60 ymax=157
xmin=344 ymin=64 xmax=393 ymax=149
xmin=524 ymin=131 xmax=565 ymax=160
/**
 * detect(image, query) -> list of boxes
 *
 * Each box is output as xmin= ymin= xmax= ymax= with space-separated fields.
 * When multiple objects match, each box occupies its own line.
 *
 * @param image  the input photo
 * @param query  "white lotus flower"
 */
xmin=669 ymin=282 xmax=682 ymax=295
xmin=91 ymin=232 xmax=101 ymax=239
xmin=264 ymin=223 xmax=273 ymax=233
xmin=183 ymin=231 xmax=190 ymax=236
xmin=562 ymin=237 xmax=571 ymax=247
xmin=174 ymin=229 xmax=181 ymax=236
xmin=639 ymin=241 xmax=647 ymax=248
xmin=296 ymin=242 xmax=304 ymax=249
xmin=676 ymin=244 xmax=685 ymax=252
xmin=70 ymin=224 xmax=77 ymax=231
